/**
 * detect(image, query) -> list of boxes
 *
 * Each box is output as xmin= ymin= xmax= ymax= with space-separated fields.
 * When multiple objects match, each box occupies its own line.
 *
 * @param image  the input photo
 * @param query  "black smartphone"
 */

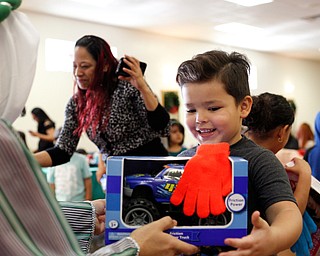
xmin=115 ymin=57 xmax=147 ymax=77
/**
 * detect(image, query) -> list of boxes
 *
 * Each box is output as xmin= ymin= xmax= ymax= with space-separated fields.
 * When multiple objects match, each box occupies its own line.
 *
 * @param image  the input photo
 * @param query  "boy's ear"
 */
xmin=240 ymin=96 xmax=252 ymax=118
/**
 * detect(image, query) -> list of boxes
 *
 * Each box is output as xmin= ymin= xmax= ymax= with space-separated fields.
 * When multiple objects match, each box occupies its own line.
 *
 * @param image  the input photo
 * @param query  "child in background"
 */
xmin=175 ymin=50 xmax=302 ymax=255
xmin=244 ymin=92 xmax=316 ymax=256
xmin=47 ymin=148 xmax=92 ymax=201
xmin=167 ymin=119 xmax=187 ymax=156
xmin=297 ymin=122 xmax=314 ymax=155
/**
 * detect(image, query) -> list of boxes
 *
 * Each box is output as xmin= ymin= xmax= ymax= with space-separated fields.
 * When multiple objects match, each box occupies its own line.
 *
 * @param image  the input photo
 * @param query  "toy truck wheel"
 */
xmin=123 ymin=198 xmax=160 ymax=226
xmin=197 ymin=212 xmax=231 ymax=226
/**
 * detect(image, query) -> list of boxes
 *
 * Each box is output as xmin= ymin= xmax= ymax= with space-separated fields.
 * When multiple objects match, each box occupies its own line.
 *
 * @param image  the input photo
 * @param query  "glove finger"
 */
xmin=170 ymin=181 xmax=188 ymax=206
xmin=210 ymin=192 xmax=226 ymax=216
xmin=222 ymin=163 xmax=232 ymax=196
xmin=222 ymin=181 xmax=232 ymax=197
xmin=197 ymin=189 xmax=210 ymax=219
xmin=183 ymin=187 xmax=198 ymax=216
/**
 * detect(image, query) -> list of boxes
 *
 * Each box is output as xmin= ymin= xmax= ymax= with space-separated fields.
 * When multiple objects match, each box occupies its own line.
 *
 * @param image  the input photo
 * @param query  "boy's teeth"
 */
xmin=198 ymin=129 xmax=213 ymax=133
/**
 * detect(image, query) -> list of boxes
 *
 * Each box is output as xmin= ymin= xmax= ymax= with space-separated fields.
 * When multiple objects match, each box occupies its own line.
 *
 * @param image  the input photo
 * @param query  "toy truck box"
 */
xmin=105 ymin=156 xmax=248 ymax=246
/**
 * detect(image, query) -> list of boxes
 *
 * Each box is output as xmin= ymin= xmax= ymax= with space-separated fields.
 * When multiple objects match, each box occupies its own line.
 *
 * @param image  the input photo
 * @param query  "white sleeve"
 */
xmin=0 ymin=11 xmax=39 ymax=123
xmin=90 ymin=237 xmax=140 ymax=256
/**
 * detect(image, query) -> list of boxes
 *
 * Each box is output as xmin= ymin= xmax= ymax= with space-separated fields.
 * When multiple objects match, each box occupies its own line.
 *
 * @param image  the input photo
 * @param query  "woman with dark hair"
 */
xmin=29 ymin=107 xmax=55 ymax=152
xmin=34 ymin=35 xmax=169 ymax=167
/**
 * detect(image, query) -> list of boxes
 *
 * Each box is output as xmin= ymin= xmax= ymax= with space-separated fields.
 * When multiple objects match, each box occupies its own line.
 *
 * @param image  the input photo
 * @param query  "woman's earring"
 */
xmin=278 ymin=137 xmax=283 ymax=143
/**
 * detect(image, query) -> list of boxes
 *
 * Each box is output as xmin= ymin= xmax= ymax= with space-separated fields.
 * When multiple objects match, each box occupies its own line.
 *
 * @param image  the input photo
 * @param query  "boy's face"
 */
xmin=181 ymin=80 xmax=252 ymax=146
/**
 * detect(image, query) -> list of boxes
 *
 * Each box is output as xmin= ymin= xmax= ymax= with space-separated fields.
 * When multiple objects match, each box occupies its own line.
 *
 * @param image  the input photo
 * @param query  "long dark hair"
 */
xmin=31 ymin=107 xmax=52 ymax=123
xmin=73 ymin=35 xmax=118 ymax=137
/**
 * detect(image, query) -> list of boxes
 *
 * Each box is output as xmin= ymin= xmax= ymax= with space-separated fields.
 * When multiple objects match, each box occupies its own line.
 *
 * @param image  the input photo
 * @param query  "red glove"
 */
xmin=170 ymin=143 xmax=232 ymax=218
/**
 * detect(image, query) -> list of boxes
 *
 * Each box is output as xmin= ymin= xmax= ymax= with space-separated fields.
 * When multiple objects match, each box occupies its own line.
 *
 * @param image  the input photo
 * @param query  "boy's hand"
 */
xmin=170 ymin=143 xmax=232 ymax=218
xmin=220 ymin=211 xmax=275 ymax=256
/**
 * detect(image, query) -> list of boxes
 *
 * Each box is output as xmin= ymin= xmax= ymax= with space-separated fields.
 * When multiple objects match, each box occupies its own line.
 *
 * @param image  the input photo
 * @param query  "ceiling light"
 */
xmin=214 ymin=22 xmax=263 ymax=35
xmin=224 ymin=0 xmax=273 ymax=7
xmin=70 ymin=0 xmax=115 ymax=8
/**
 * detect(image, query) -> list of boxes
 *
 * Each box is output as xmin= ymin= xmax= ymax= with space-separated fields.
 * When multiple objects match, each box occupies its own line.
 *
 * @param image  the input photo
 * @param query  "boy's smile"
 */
xmin=181 ymin=80 xmax=251 ymax=146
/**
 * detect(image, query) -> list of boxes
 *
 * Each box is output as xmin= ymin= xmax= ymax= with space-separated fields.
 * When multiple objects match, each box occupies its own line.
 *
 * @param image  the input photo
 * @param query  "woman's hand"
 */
xmin=118 ymin=55 xmax=158 ymax=111
xmin=130 ymin=216 xmax=199 ymax=256
xmin=29 ymin=130 xmax=38 ymax=137
xmin=117 ymin=55 xmax=146 ymax=91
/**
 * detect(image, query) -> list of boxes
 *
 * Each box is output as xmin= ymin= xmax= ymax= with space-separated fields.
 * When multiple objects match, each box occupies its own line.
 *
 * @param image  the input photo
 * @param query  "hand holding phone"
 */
xmin=115 ymin=57 xmax=147 ymax=77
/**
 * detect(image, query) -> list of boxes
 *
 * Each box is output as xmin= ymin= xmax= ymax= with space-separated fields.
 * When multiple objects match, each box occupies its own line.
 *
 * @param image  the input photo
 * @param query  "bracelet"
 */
xmin=110 ymin=237 xmax=140 ymax=256
xmin=126 ymin=237 xmax=140 ymax=256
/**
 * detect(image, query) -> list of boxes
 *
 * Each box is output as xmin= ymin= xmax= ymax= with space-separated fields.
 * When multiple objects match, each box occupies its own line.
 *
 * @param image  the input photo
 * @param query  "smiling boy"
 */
xmin=176 ymin=50 xmax=302 ymax=255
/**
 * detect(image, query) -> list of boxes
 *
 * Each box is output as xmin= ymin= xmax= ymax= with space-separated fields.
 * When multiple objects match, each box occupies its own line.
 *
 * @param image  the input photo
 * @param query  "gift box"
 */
xmin=105 ymin=156 xmax=248 ymax=246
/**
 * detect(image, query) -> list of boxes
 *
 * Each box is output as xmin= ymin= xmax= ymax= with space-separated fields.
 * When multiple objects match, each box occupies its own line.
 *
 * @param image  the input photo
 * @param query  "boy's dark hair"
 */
xmin=243 ymin=92 xmax=294 ymax=138
xmin=176 ymin=50 xmax=251 ymax=104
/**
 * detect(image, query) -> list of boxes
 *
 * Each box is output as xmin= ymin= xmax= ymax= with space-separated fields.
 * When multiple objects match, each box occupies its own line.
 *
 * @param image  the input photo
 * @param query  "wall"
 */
xmin=13 ymin=11 xmax=320 ymax=152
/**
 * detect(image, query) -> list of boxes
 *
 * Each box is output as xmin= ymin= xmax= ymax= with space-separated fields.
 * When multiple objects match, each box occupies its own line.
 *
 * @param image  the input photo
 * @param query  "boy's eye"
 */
xmin=186 ymin=109 xmax=196 ymax=113
xmin=208 ymin=107 xmax=220 ymax=111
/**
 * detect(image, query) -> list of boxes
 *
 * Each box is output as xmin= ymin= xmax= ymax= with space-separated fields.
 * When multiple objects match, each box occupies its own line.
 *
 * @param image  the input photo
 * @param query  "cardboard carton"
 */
xmin=105 ymin=156 xmax=248 ymax=246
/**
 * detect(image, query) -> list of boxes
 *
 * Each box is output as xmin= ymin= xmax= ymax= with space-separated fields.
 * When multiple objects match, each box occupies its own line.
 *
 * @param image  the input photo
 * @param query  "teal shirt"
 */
xmin=47 ymin=152 xmax=92 ymax=201
xmin=168 ymin=146 xmax=187 ymax=156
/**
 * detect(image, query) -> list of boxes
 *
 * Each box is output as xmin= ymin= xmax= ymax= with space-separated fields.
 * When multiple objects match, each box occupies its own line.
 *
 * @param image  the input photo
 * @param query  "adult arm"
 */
xmin=146 ymin=103 xmax=170 ymax=131
xmin=34 ymin=150 xmax=53 ymax=167
xmin=91 ymin=216 xmax=199 ymax=256
xmin=29 ymin=126 xmax=55 ymax=142
xmin=59 ymin=199 xmax=105 ymax=253
xmin=34 ymin=147 xmax=71 ymax=167
xmin=119 ymin=55 xmax=158 ymax=111
xmin=118 ymin=56 xmax=170 ymax=132
xmin=34 ymin=98 xmax=80 ymax=167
